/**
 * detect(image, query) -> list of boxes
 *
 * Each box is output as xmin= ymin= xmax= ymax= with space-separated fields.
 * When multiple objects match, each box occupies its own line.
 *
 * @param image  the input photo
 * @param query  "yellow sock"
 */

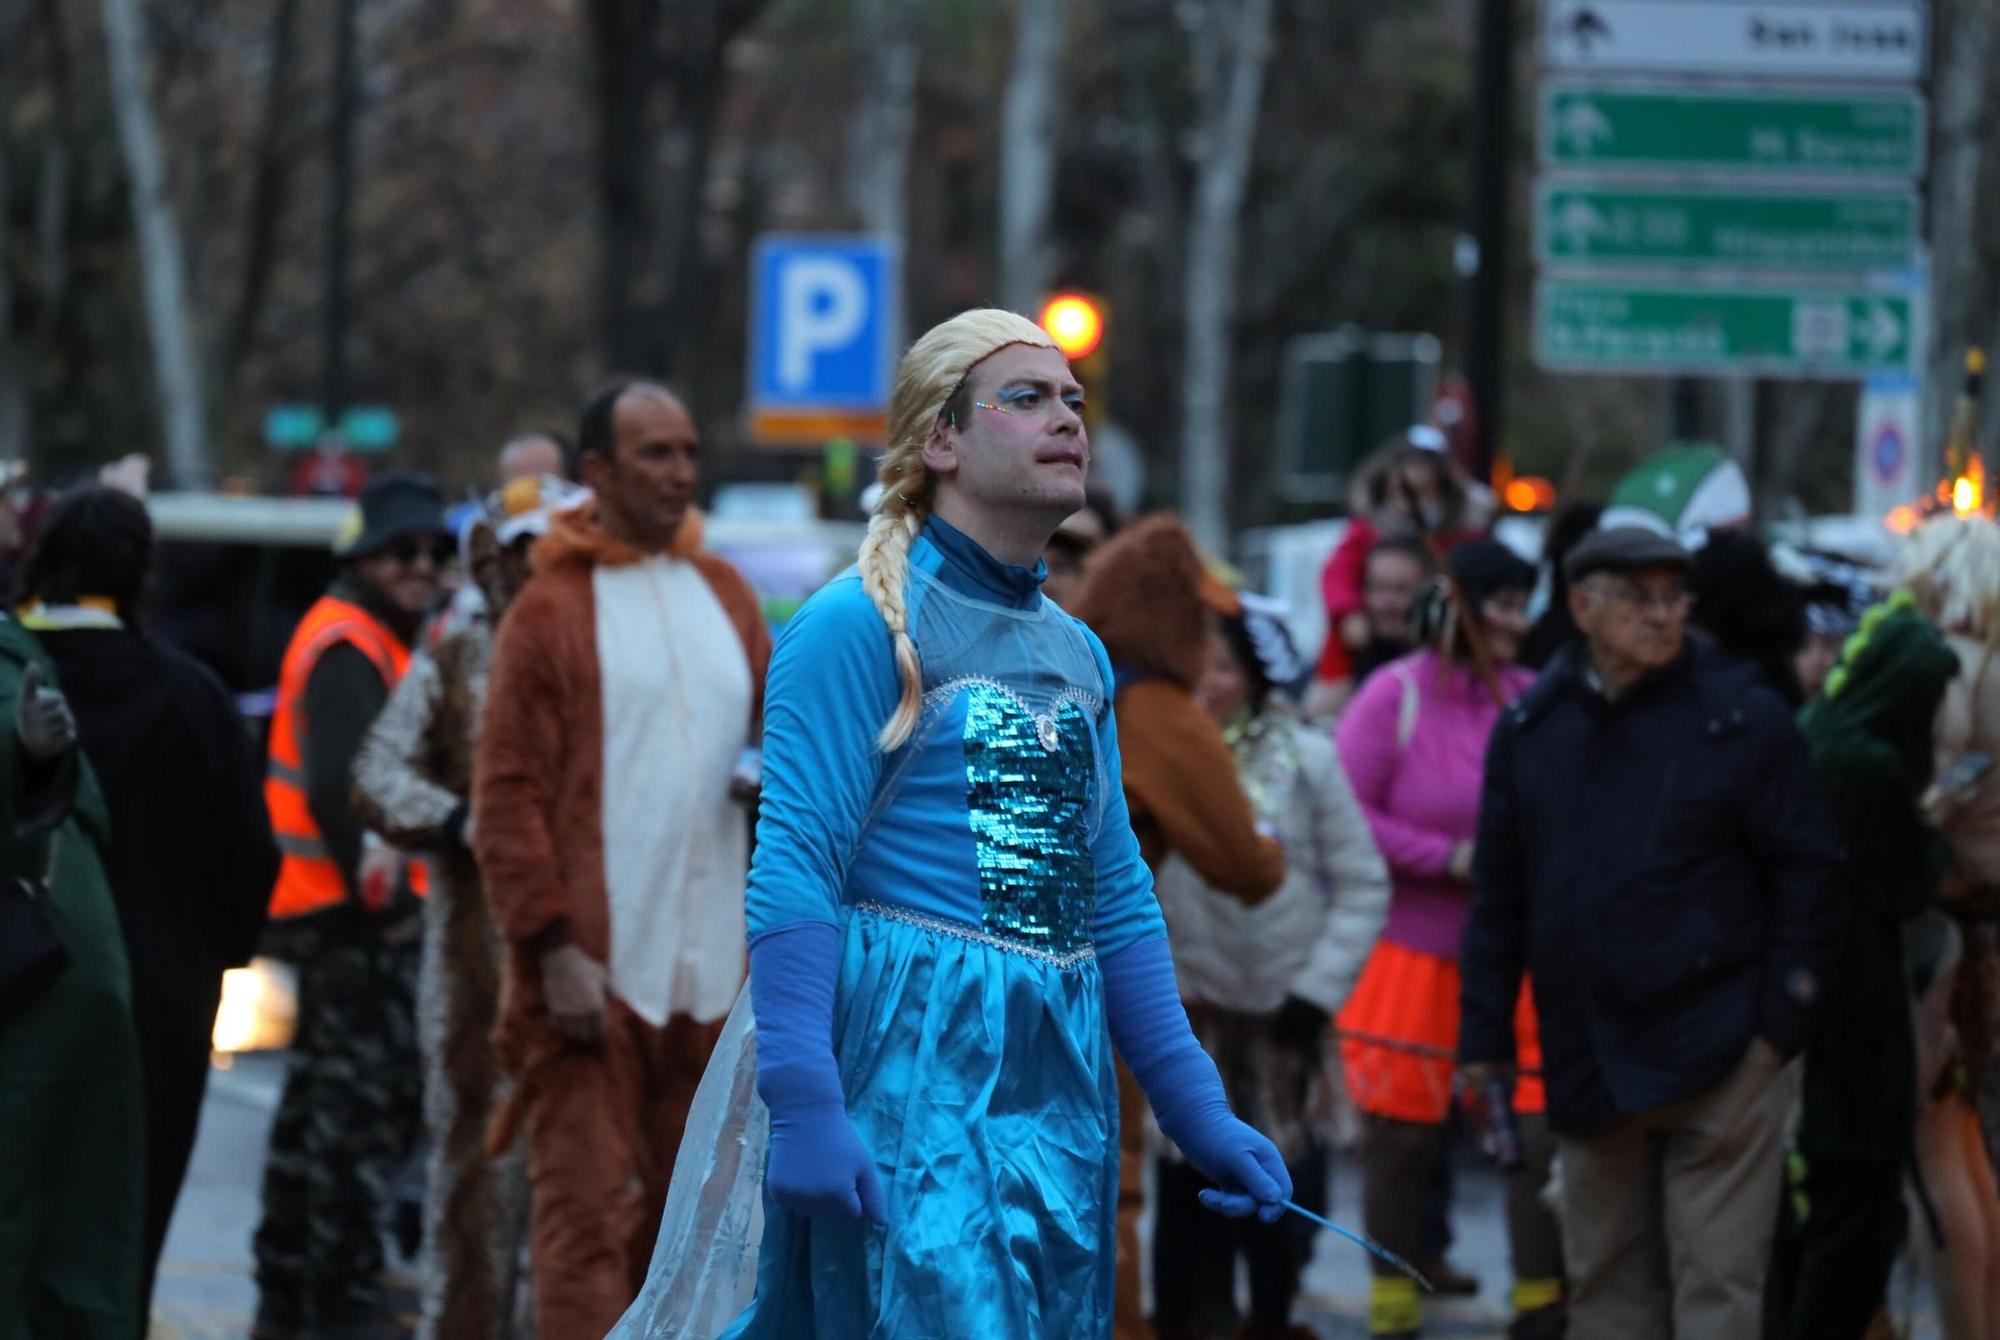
xmin=1513 ymin=1277 xmax=1564 ymax=1314
xmin=1369 ymin=1275 xmax=1422 ymax=1334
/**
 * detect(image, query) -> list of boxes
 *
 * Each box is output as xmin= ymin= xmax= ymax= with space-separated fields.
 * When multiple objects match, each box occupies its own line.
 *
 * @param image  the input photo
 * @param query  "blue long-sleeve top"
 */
xmin=746 ymin=515 xmax=1166 ymax=959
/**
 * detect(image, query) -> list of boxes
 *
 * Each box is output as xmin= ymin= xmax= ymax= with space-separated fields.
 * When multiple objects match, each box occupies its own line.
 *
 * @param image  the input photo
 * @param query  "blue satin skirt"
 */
xmin=723 ymin=901 xmax=1120 ymax=1339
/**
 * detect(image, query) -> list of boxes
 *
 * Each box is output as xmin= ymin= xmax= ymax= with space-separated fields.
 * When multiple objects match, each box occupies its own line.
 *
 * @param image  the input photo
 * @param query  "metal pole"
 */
xmin=321 ymin=0 xmax=359 ymax=424
xmin=1463 ymin=0 xmax=1514 ymax=487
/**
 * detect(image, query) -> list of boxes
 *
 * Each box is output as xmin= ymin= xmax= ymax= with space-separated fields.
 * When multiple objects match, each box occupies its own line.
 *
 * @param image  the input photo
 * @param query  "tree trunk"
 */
xmin=845 ymin=0 xmax=919 ymax=245
xmin=0 ymin=59 xmax=26 ymax=467
xmin=1924 ymin=0 xmax=1993 ymax=475
xmin=101 ymin=0 xmax=210 ymax=485
xmin=998 ymin=0 xmax=1061 ymax=315
xmin=1179 ymin=0 xmax=1273 ymax=552
xmin=320 ymin=0 xmax=360 ymax=423
xmin=30 ymin=0 xmax=72 ymax=357
xmin=656 ymin=0 xmax=771 ymax=397
xmin=220 ymin=0 xmax=301 ymax=396
xmin=587 ymin=0 xmax=665 ymax=371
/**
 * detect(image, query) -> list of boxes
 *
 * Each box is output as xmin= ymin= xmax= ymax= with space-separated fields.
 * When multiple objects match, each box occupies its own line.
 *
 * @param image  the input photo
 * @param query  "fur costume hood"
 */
xmin=534 ymin=499 xmax=704 ymax=571
xmin=1070 ymin=514 xmax=1232 ymax=691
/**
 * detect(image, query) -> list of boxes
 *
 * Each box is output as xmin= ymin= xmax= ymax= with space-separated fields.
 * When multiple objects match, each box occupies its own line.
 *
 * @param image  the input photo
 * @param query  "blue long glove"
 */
xmin=1102 ymin=934 xmax=1292 ymax=1222
xmin=748 ymin=922 xmax=887 ymax=1226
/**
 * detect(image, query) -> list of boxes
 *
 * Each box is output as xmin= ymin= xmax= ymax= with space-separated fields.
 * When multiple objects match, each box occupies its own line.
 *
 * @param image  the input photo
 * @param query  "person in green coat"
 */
xmin=1769 ymin=592 xmax=1960 ymax=1340
xmin=0 ymin=612 xmax=143 ymax=1338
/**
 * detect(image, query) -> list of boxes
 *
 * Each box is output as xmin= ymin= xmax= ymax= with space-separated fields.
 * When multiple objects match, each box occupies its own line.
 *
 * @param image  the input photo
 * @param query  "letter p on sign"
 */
xmin=778 ymin=259 xmax=867 ymax=391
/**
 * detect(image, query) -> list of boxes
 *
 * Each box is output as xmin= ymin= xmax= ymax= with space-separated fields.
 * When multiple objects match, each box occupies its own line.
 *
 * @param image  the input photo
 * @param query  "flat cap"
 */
xmin=1564 ymin=525 xmax=1692 ymax=585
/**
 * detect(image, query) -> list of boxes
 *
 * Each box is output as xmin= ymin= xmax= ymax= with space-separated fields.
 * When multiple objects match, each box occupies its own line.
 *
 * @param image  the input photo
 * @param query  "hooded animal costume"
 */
xmin=1069 ymin=514 xmax=1288 ymax=1340
xmin=474 ymin=499 xmax=769 ymax=1339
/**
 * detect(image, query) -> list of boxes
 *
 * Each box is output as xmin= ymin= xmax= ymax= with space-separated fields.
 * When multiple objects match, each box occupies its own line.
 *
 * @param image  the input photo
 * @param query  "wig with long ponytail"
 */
xmin=861 ymin=308 xmax=1057 ymax=750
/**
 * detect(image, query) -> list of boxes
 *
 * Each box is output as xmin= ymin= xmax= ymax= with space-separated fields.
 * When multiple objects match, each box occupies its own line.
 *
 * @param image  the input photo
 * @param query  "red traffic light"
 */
xmin=1040 ymin=293 xmax=1105 ymax=360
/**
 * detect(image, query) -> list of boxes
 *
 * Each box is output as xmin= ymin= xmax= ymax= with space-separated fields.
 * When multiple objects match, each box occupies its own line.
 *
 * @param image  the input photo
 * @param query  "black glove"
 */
xmin=1269 ymin=995 xmax=1330 ymax=1054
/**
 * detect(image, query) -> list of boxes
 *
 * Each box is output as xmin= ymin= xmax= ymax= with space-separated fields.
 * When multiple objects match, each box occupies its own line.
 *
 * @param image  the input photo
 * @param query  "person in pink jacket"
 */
xmin=1334 ymin=540 xmax=1563 ymax=1340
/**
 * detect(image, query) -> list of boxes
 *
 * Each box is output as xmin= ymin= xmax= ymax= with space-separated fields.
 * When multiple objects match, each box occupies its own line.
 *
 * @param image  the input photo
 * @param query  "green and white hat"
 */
xmin=1600 ymin=444 xmax=1751 ymax=547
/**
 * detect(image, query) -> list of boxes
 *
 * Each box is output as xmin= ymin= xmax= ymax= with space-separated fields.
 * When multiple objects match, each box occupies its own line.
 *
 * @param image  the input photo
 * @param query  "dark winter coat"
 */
xmin=39 ymin=626 xmax=278 ymax=1006
xmin=1795 ymin=601 xmax=1957 ymax=1160
xmin=1459 ymin=639 xmax=1844 ymax=1137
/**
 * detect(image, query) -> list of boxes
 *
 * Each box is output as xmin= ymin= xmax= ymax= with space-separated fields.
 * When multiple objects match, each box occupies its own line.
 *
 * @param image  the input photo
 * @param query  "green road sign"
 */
xmin=262 ymin=403 xmax=400 ymax=452
xmin=1536 ymin=183 xmax=1917 ymax=272
xmin=1535 ymin=280 xmax=1914 ymax=378
xmin=1540 ymin=84 xmax=1925 ymax=178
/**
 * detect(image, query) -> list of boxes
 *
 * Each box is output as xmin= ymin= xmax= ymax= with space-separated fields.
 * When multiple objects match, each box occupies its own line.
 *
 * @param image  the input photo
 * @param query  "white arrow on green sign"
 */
xmin=1535 ymin=279 xmax=1913 ymax=378
xmin=1539 ymin=84 xmax=1924 ymax=178
xmin=1535 ymin=182 xmax=1917 ymax=272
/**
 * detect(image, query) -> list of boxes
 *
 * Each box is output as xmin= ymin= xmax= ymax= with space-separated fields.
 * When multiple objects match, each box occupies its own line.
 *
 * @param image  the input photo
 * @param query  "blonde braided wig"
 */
xmin=860 ymin=308 xmax=1057 ymax=750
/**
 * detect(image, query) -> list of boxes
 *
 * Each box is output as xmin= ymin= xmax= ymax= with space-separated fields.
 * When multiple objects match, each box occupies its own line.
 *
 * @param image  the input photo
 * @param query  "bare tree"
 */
xmin=998 ymin=0 xmax=1061 ymax=314
xmin=0 ymin=0 xmax=41 ymax=464
xmin=30 ymin=0 xmax=73 ymax=360
xmin=101 ymin=0 xmax=210 ymax=485
xmin=846 ymin=0 xmax=919 ymax=248
xmin=1924 ymin=0 xmax=1994 ymax=472
xmin=220 ymin=0 xmax=302 ymax=396
xmin=1178 ymin=0 xmax=1274 ymax=550
xmin=585 ymin=0 xmax=769 ymax=380
xmin=0 ymin=54 xmax=24 ymax=466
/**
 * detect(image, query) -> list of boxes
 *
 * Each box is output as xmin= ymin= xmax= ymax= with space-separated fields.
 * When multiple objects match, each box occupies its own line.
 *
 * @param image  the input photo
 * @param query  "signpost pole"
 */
xmin=1464 ymin=0 xmax=1514 ymax=486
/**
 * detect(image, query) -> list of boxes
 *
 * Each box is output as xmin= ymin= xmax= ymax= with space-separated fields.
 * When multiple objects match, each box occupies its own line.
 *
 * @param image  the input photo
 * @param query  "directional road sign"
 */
xmin=1542 ymin=2 xmax=1928 ymax=83
xmin=1539 ymin=83 xmax=1925 ymax=178
xmin=1535 ymin=279 xmax=1914 ymax=377
xmin=747 ymin=235 xmax=900 ymax=446
xmin=1535 ymin=182 xmax=1918 ymax=272
xmin=262 ymin=403 xmax=400 ymax=452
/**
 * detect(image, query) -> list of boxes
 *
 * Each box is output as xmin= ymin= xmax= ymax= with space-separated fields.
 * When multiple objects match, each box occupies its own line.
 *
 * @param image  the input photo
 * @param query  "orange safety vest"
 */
xmin=266 ymin=595 xmax=430 ymax=919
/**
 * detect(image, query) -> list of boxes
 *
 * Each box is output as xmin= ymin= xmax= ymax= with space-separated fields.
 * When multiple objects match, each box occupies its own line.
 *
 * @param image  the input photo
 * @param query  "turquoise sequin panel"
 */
xmin=962 ymin=685 xmax=1095 ymax=957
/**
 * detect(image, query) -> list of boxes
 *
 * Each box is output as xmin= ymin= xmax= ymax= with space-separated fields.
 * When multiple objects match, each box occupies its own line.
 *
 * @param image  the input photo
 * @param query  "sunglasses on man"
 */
xmin=380 ymin=535 xmax=455 ymax=567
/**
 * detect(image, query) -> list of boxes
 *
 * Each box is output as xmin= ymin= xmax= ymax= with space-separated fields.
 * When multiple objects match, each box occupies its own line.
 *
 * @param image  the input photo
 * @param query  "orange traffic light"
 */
xmin=1501 ymin=475 xmax=1556 ymax=513
xmin=1040 ymin=293 xmax=1104 ymax=360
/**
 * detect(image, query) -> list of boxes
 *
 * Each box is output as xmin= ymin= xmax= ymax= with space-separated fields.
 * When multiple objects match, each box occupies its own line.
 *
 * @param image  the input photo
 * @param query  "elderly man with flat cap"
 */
xmin=1458 ymin=526 xmax=1844 ymax=1340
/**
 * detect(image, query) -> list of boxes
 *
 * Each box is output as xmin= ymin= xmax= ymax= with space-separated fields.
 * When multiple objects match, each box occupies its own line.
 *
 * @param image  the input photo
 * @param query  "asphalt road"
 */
xmin=150 ymin=1053 xmax=1942 ymax=1340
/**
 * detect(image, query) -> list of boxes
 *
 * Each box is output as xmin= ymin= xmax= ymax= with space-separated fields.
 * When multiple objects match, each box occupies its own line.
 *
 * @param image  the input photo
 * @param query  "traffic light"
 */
xmin=1040 ymin=293 xmax=1105 ymax=360
xmin=1494 ymin=459 xmax=1557 ymax=513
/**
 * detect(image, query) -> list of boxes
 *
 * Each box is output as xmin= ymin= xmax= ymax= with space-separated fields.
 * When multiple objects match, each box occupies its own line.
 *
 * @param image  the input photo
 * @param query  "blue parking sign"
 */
xmin=748 ymin=235 xmax=900 ymax=445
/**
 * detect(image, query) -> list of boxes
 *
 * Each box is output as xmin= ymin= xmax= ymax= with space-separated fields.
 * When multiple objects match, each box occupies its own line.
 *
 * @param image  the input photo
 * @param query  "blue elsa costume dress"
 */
xmin=611 ymin=516 xmax=1168 ymax=1338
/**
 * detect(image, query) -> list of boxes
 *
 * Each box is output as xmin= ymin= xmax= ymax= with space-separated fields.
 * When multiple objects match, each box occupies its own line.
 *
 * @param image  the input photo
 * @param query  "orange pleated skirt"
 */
xmin=1337 ymin=940 xmax=1545 ymax=1125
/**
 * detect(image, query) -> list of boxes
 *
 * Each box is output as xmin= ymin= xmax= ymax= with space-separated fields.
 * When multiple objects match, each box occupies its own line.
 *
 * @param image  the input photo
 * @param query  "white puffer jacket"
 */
xmin=1155 ymin=704 xmax=1390 ymax=1014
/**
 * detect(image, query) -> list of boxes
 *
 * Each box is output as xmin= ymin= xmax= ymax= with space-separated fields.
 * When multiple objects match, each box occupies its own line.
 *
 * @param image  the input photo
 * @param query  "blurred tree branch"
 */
xmin=218 ymin=0 xmax=299 ymax=398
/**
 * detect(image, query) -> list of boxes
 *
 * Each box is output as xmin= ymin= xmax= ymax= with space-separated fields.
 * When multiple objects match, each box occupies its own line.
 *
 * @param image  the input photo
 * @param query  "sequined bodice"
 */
xmin=962 ymin=684 xmax=1096 ymax=957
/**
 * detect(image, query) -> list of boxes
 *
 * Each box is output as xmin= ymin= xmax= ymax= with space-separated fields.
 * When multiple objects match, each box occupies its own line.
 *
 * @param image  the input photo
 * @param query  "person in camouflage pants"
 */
xmin=253 ymin=917 xmax=422 ymax=1333
xmin=253 ymin=475 xmax=448 ymax=1339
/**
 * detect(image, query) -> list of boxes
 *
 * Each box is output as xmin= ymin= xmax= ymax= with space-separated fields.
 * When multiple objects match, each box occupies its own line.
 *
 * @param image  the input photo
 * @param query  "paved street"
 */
xmin=150 ymin=1051 xmax=1514 ymax=1339
xmin=150 ymin=1054 xmax=1941 ymax=1340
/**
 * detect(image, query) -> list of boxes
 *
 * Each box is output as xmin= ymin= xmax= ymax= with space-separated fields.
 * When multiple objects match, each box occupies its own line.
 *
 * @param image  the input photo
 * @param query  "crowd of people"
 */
xmin=2 ymin=309 xmax=1999 ymax=1340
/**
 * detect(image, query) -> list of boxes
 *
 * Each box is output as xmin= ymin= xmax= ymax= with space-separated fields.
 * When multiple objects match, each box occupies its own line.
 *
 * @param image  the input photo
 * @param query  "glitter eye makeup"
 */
xmin=972 ymin=382 xmax=1086 ymax=418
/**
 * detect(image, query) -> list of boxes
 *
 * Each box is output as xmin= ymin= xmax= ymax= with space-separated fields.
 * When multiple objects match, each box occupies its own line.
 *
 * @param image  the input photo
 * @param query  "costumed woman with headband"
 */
xmin=612 ymin=309 xmax=1290 ymax=1339
xmin=1333 ymin=540 xmax=1564 ymax=1340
